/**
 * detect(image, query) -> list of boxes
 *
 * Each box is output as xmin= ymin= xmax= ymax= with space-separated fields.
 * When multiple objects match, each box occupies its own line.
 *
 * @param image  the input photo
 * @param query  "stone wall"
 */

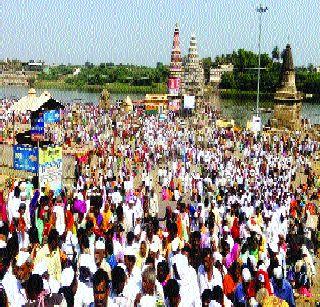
xmin=272 ymin=102 xmax=302 ymax=130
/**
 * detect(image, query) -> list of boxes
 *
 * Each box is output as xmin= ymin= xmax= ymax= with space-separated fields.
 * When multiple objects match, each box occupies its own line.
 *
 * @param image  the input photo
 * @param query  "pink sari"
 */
xmin=225 ymin=243 xmax=240 ymax=269
xmin=0 ymin=191 xmax=8 ymax=222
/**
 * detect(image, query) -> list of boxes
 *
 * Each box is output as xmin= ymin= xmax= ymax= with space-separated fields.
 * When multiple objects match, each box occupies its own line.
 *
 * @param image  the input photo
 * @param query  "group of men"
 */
xmin=0 ymin=98 xmax=319 ymax=306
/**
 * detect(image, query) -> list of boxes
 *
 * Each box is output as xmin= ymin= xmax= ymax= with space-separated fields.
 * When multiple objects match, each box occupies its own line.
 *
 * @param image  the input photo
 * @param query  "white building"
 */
xmin=316 ymin=66 xmax=320 ymax=73
xmin=181 ymin=34 xmax=205 ymax=104
xmin=73 ymin=68 xmax=81 ymax=76
xmin=210 ymin=63 xmax=234 ymax=83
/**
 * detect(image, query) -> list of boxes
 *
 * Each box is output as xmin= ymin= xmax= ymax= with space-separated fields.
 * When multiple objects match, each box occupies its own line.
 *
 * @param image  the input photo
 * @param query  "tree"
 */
xmin=220 ymin=72 xmax=236 ymax=89
xmin=202 ymin=57 xmax=213 ymax=84
xmin=271 ymin=46 xmax=280 ymax=62
xmin=307 ymin=63 xmax=315 ymax=72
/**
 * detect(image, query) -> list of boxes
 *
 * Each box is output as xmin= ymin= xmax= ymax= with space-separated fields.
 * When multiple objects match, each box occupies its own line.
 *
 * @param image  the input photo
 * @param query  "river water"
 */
xmin=1 ymin=86 xmax=319 ymax=127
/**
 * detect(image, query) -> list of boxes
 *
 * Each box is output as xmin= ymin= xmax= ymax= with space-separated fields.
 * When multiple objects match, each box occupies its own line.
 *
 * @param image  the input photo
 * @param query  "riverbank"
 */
xmin=33 ymin=80 xmax=167 ymax=94
xmin=220 ymin=89 xmax=320 ymax=101
xmin=220 ymin=89 xmax=274 ymax=100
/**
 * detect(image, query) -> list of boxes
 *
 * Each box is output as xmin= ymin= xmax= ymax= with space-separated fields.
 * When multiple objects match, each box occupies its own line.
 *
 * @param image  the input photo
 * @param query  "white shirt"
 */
xmin=74 ymin=281 xmax=94 ymax=306
xmin=2 ymin=267 xmax=26 ymax=307
xmin=198 ymin=265 xmax=223 ymax=295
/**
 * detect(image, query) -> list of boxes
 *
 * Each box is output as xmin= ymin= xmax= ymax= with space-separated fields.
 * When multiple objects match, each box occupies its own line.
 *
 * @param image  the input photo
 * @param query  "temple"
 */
xmin=271 ymin=44 xmax=303 ymax=130
xmin=167 ymin=23 xmax=182 ymax=96
xmin=181 ymin=33 xmax=205 ymax=106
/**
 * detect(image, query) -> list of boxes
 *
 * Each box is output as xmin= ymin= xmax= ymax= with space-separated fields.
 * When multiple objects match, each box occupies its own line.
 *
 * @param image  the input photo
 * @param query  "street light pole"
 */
xmin=256 ymin=4 xmax=268 ymax=116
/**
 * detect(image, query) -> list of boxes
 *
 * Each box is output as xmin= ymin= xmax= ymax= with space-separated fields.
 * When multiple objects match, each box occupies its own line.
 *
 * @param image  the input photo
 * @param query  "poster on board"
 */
xmin=39 ymin=146 xmax=63 ymax=194
xmin=13 ymin=145 xmax=38 ymax=173
xmin=183 ymin=95 xmax=195 ymax=109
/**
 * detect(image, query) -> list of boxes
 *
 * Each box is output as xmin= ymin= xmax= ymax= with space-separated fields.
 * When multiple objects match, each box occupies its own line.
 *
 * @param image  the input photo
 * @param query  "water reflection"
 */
xmin=1 ymin=86 xmax=319 ymax=126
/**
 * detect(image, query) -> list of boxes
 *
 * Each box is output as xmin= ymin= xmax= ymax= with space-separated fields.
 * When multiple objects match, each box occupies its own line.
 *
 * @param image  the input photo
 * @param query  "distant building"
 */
xmin=181 ymin=33 xmax=205 ymax=105
xmin=316 ymin=66 xmax=320 ymax=73
xmin=144 ymin=94 xmax=168 ymax=114
xmin=73 ymin=68 xmax=81 ymax=76
xmin=84 ymin=61 xmax=93 ymax=68
xmin=26 ymin=61 xmax=45 ymax=72
xmin=210 ymin=63 xmax=234 ymax=83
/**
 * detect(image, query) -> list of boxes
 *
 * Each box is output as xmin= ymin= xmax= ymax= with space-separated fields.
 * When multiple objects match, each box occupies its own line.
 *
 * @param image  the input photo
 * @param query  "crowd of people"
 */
xmin=0 ymin=97 xmax=319 ymax=306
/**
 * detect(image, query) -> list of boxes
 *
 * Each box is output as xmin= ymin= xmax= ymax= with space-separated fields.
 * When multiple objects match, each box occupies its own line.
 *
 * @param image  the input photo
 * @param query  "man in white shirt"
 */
xmin=149 ymin=189 xmax=159 ymax=218
xmin=198 ymin=248 xmax=223 ymax=296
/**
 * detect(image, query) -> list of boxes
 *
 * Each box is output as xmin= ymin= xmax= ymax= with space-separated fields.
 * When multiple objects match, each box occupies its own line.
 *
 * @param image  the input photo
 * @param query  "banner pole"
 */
xmin=37 ymin=139 xmax=40 ymax=190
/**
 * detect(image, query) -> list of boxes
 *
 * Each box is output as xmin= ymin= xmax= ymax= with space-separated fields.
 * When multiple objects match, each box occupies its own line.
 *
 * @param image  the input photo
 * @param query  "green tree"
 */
xmin=202 ymin=57 xmax=213 ymax=84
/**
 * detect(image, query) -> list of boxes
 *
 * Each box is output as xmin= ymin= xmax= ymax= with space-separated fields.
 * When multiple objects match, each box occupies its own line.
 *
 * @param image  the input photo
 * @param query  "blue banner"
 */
xmin=13 ymin=145 xmax=39 ymax=173
xmin=31 ymin=113 xmax=44 ymax=139
xmin=44 ymin=110 xmax=60 ymax=124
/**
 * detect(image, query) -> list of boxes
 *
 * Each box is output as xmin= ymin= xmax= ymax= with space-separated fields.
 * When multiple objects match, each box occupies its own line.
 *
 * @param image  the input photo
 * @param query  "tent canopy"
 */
xmin=10 ymin=89 xmax=64 ymax=113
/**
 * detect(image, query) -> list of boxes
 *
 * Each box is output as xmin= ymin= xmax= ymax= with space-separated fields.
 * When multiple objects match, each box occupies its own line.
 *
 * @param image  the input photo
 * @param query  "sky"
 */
xmin=1 ymin=0 xmax=319 ymax=67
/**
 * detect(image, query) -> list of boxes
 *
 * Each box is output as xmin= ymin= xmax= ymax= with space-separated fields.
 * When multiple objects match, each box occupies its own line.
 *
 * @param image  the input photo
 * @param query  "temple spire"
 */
xmin=167 ymin=23 xmax=182 ymax=96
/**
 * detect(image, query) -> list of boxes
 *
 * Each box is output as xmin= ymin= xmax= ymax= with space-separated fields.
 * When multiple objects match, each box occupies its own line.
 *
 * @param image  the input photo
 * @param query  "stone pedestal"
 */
xmin=272 ymin=44 xmax=303 ymax=131
xmin=272 ymin=101 xmax=302 ymax=130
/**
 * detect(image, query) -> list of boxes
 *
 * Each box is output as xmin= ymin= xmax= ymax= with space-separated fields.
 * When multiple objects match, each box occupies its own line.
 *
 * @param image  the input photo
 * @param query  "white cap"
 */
xmin=269 ymin=242 xmax=279 ymax=253
xmin=171 ymin=239 xmax=179 ymax=252
xmin=95 ymin=239 xmax=105 ymax=250
xmin=273 ymin=266 xmax=283 ymax=279
xmin=16 ymin=251 xmax=30 ymax=267
xmin=61 ymin=267 xmax=75 ymax=287
xmin=33 ymin=261 xmax=48 ymax=275
xmin=79 ymin=254 xmax=97 ymax=273
xmin=258 ymin=264 xmax=267 ymax=272
xmin=242 ymin=268 xmax=251 ymax=282
xmin=301 ymin=245 xmax=308 ymax=255
xmin=214 ymin=252 xmax=223 ymax=263
xmin=150 ymin=242 xmax=159 ymax=253
xmin=134 ymin=225 xmax=141 ymax=236
xmin=20 ymin=192 xmax=27 ymax=198
xmin=124 ymin=246 xmax=136 ymax=256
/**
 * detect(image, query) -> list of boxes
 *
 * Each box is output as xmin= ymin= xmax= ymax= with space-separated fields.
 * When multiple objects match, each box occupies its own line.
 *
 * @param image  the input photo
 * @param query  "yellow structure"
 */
xmin=122 ymin=96 xmax=133 ymax=113
xmin=216 ymin=119 xmax=235 ymax=128
xmin=144 ymin=94 xmax=168 ymax=114
xmin=99 ymin=89 xmax=111 ymax=110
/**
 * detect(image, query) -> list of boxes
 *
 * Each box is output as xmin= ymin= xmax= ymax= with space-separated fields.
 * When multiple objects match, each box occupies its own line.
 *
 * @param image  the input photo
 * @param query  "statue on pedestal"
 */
xmin=99 ymin=89 xmax=111 ymax=110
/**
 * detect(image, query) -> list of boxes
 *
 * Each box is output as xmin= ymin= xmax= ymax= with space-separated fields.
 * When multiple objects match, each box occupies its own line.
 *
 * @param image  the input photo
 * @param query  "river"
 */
xmin=1 ymin=86 xmax=319 ymax=127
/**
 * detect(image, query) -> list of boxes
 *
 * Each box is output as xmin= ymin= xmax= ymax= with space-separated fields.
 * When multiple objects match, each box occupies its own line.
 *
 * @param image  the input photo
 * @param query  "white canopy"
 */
xmin=10 ymin=89 xmax=52 ymax=113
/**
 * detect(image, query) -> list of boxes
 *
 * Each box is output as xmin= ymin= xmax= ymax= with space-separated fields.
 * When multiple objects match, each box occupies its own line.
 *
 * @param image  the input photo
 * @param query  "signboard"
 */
xmin=169 ymin=99 xmax=181 ymax=111
xmin=183 ymin=95 xmax=195 ymax=109
xmin=168 ymin=77 xmax=180 ymax=95
xmin=39 ymin=146 xmax=62 ymax=194
xmin=13 ymin=145 xmax=38 ymax=173
xmin=252 ymin=116 xmax=262 ymax=132
xmin=44 ymin=110 xmax=60 ymax=124
xmin=31 ymin=112 xmax=44 ymax=141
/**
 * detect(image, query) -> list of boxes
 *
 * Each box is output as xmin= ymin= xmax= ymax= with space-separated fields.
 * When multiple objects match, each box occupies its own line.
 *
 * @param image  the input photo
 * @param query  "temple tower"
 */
xmin=168 ymin=23 xmax=183 ymax=96
xmin=182 ymin=33 xmax=204 ymax=105
xmin=272 ymin=44 xmax=302 ymax=130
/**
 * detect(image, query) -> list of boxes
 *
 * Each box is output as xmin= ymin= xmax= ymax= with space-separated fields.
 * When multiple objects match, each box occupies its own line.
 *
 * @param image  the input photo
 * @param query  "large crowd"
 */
xmin=0 ymin=97 xmax=319 ymax=306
